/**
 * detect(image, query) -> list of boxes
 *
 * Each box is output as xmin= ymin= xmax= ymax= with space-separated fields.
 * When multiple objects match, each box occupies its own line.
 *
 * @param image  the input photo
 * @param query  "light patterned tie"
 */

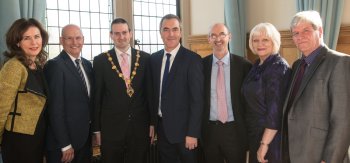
xmin=216 ymin=60 xmax=228 ymax=123
xmin=120 ymin=53 xmax=130 ymax=86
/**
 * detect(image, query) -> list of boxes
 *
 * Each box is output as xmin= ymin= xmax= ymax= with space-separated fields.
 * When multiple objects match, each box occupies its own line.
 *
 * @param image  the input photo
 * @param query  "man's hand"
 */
xmin=61 ymin=147 xmax=74 ymax=163
xmin=185 ymin=136 xmax=197 ymax=150
xmin=149 ymin=125 xmax=155 ymax=144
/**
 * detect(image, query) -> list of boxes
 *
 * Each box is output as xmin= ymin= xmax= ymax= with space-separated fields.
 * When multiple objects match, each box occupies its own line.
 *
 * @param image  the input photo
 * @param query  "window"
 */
xmin=133 ymin=0 xmax=178 ymax=54
xmin=46 ymin=0 xmax=114 ymax=61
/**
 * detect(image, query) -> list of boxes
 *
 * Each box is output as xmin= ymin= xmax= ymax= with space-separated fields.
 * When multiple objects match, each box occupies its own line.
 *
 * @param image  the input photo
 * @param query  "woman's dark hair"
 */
xmin=3 ymin=18 xmax=49 ymax=68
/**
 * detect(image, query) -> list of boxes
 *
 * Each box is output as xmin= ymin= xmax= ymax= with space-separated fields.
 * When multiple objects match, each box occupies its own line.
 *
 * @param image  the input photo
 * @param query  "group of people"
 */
xmin=0 ymin=10 xmax=349 ymax=163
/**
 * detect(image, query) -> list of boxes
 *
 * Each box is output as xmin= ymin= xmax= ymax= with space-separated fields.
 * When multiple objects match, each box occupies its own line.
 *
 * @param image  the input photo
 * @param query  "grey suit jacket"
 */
xmin=282 ymin=46 xmax=350 ymax=163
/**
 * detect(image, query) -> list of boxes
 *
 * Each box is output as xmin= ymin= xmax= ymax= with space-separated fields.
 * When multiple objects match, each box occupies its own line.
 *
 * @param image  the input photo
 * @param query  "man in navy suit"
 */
xmin=44 ymin=24 xmax=93 ymax=163
xmin=149 ymin=14 xmax=204 ymax=163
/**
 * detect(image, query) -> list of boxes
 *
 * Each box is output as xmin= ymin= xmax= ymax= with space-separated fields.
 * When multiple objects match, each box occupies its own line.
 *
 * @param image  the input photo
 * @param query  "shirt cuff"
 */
xmin=61 ymin=144 xmax=72 ymax=152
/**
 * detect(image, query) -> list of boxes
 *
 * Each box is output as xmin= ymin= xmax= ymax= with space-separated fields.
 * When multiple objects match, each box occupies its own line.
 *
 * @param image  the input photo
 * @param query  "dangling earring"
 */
xmin=17 ymin=43 xmax=20 ymax=47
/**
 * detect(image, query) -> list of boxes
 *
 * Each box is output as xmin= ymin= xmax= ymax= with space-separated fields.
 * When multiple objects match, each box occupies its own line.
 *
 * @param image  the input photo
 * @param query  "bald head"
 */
xmin=209 ymin=23 xmax=229 ymax=36
xmin=60 ymin=24 xmax=84 ymax=58
xmin=208 ymin=23 xmax=231 ymax=58
xmin=61 ymin=24 xmax=83 ymax=37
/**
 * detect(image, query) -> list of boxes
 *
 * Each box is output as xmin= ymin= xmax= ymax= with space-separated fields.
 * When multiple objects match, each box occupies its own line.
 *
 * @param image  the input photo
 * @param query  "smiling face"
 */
xmin=208 ymin=23 xmax=231 ymax=57
xmin=110 ymin=23 xmax=132 ymax=52
xmin=251 ymin=34 xmax=273 ymax=61
xmin=19 ymin=26 xmax=43 ymax=59
xmin=60 ymin=25 xmax=84 ymax=58
xmin=160 ymin=18 xmax=182 ymax=52
xmin=292 ymin=21 xmax=322 ymax=56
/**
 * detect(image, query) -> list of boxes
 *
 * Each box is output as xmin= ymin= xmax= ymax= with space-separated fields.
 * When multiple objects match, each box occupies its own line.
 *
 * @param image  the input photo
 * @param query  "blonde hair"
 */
xmin=249 ymin=22 xmax=281 ymax=54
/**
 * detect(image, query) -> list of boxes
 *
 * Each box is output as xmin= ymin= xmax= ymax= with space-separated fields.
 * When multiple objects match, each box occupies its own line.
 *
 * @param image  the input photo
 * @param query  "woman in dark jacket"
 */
xmin=242 ymin=23 xmax=291 ymax=163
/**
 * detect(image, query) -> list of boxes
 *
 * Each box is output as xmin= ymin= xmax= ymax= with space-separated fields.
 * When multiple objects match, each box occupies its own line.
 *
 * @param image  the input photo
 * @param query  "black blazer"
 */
xmin=149 ymin=46 xmax=204 ymax=143
xmin=201 ymin=53 xmax=251 ymax=149
xmin=92 ymin=48 xmax=151 ymax=141
xmin=44 ymin=51 xmax=93 ymax=150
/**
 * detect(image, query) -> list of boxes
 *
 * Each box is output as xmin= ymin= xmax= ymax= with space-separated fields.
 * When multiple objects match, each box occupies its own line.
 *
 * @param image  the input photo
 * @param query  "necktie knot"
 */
xmin=166 ymin=53 xmax=171 ymax=59
xmin=217 ymin=60 xmax=224 ymax=66
xmin=75 ymin=59 xmax=81 ymax=66
xmin=121 ymin=52 xmax=128 ymax=60
xmin=300 ymin=59 xmax=307 ymax=67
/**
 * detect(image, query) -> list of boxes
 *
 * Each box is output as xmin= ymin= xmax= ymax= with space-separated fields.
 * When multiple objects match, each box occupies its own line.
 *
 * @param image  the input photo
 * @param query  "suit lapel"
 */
xmin=229 ymin=54 xmax=240 ymax=116
xmin=81 ymin=58 xmax=93 ymax=85
xmin=154 ymin=50 xmax=164 ymax=99
xmin=61 ymin=51 xmax=89 ymax=97
xmin=131 ymin=48 xmax=136 ymax=73
xmin=203 ymin=55 xmax=213 ymax=121
xmin=293 ymin=48 xmax=326 ymax=104
xmin=81 ymin=58 xmax=93 ymax=99
xmin=108 ymin=49 xmax=122 ymax=73
xmin=61 ymin=51 xmax=81 ymax=82
xmin=164 ymin=46 xmax=183 ymax=90
xmin=130 ymin=48 xmax=137 ymax=86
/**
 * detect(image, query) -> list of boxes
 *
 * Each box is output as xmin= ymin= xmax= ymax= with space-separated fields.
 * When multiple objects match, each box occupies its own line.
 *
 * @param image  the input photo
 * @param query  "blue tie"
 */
xmin=161 ymin=53 xmax=171 ymax=97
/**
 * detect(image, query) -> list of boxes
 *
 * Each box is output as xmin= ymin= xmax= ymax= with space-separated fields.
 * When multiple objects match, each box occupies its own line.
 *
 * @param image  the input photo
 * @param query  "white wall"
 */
xmin=191 ymin=0 xmax=224 ymax=35
xmin=342 ymin=0 xmax=350 ymax=25
xmin=246 ymin=0 xmax=296 ymax=31
xmin=190 ymin=0 xmax=350 ymax=35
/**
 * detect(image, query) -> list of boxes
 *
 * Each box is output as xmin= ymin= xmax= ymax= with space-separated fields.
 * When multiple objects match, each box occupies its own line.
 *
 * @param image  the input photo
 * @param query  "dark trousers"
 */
xmin=101 ymin=125 xmax=149 ymax=163
xmin=202 ymin=121 xmax=246 ymax=163
xmin=46 ymin=137 xmax=92 ymax=163
xmin=2 ymin=130 xmax=45 ymax=163
xmin=157 ymin=119 xmax=197 ymax=163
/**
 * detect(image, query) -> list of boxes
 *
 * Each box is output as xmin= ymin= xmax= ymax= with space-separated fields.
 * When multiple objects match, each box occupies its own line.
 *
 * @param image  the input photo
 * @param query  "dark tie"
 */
xmin=282 ymin=58 xmax=307 ymax=163
xmin=75 ymin=59 xmax=88 ymax=95
xmin=287 ymin=59 xmax=307 ymax=109
xmin=161 ymin=53 xmax=171 ymax=97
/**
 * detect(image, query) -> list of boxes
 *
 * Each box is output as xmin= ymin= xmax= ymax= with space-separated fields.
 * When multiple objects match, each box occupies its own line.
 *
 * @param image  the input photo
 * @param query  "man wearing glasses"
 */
xmin=201 ymin=23 xmax=251 ymax=163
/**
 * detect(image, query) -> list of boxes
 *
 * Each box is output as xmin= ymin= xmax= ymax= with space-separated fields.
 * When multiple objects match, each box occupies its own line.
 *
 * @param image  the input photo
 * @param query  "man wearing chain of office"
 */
xmin=92 ymin=18 xmax=155 ymax=163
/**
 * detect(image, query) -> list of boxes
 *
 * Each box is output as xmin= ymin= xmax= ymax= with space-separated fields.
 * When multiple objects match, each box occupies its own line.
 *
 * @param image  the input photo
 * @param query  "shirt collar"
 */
xmin=164 ymin=43 xmax=181 ymax=58
xmin=114 ymin=46 xmax=131 ymax=57
xmin=213 ymin=52 xmax=230 ymax=65
xmin=302 ymin=45 xmax=324 ymax=65
xmin=66 ymin=51 xmax=81 ymax=63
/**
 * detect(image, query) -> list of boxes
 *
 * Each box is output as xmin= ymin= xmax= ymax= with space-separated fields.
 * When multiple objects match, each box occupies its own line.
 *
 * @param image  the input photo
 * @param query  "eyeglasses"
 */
xmin=209 ymin=32 xmax=229 ymax=40
xmin=62 ymin=36 xmax=84 ymax=42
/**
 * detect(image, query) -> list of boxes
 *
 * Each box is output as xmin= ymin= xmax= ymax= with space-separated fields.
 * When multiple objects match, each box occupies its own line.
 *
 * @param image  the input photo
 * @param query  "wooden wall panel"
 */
xmin=187 ymin=35 xmax=212 ymax=58
xmin=336 ymin=26 xmax=350 ymax=54
xmin=187 ymin=25 xmax=350 ymax=66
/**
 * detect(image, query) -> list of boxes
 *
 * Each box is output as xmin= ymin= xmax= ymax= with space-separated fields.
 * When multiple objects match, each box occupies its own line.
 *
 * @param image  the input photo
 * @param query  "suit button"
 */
xmin=128 ymin=114 xmax=132 ymax=120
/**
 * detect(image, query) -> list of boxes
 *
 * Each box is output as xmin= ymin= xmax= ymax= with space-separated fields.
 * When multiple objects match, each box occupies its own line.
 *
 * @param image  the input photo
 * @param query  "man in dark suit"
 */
xmin=44 ymin=24 xmax=93 ymax=163
xmin=282 ymin=10 xmax=350 ymax=163
xmin=201 ymin=23 xmax=251 ymax=163
xmin=92 ymin=18 xmax=154 ymax=163
xmin=149 ymin=14 xmax=204 ymax=163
